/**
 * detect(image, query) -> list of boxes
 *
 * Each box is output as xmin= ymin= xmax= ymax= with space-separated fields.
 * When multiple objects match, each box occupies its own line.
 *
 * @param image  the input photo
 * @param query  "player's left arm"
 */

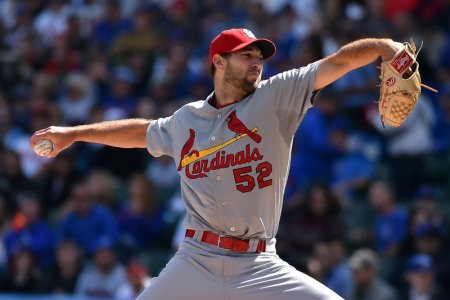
xmin=314 ymin=38 xmax=403 ymax=91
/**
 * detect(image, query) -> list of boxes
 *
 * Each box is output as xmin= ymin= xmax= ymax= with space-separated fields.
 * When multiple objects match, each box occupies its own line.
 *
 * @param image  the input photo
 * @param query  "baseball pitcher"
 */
xmin=30 ymin=28 xmax=426 ymax=299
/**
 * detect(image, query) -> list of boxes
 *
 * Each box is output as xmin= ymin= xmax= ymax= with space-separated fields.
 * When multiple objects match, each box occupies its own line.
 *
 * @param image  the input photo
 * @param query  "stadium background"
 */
xmin=0 ymin=0 xmax=449 ymax=299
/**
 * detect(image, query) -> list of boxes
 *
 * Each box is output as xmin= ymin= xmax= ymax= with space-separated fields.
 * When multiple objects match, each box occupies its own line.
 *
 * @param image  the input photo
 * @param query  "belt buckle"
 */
xmin=217 ymin=234 xmax=230 ymax=251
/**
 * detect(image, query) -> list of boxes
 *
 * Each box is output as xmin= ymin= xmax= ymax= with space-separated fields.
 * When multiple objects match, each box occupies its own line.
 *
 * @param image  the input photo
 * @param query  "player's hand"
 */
xmin=380 ymin=39 xmax=404 ymax=62
xmin=30 ymin=126 xmax=75 ymax=158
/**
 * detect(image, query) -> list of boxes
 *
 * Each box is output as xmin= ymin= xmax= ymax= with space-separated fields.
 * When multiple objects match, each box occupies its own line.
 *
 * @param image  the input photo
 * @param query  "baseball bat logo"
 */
xmin=177 ymin=111 xmax=263 ymax=179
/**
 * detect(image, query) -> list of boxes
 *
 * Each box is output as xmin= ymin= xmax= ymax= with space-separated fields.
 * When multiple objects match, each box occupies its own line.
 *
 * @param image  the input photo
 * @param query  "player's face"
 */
xmin=224 ymin=46 xmax=263 ymax=94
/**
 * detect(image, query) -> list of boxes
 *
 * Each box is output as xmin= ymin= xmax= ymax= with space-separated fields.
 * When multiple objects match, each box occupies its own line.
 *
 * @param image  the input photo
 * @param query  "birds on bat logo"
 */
xmin=177 ymin=128 xmax=199 ymax=171
xmin=226 ymin=111 xmax=261 ymax=143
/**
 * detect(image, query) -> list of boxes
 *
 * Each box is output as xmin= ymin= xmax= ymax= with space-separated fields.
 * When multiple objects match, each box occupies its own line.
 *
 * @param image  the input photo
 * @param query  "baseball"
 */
xmin=33 ymin=139 xmax=54 ymax=157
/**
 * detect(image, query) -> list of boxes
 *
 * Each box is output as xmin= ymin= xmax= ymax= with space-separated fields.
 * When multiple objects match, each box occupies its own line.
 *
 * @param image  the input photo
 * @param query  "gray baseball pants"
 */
xmin=136 ymin=238 xmax=343 ymax=300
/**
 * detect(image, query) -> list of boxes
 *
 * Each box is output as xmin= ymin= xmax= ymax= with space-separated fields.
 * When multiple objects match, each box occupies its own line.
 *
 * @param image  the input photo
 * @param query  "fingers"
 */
xmin=30 ymin=127 xmax=53 ymax=147
xmin=30 ymin=126 xmax=63 ymax=158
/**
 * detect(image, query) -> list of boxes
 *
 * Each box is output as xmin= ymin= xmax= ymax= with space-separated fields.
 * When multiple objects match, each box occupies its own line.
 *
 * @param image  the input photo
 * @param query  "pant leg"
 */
xmin=136 ymin=250 xmax=225 ymax=300
xmin=227 ymin=252 xmax=343 ymax=300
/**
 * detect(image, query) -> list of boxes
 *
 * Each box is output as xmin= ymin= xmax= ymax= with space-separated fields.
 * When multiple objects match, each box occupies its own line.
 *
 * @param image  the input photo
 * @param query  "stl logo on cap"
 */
xmin=209 ymin=28 xmax=276 ymax=66
xmin=242 ymin=29 xmax=256 ymax=39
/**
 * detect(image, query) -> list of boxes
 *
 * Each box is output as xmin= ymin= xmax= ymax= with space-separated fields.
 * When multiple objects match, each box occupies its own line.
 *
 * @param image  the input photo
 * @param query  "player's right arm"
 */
xmin=30 ymin=118 xmax=151 ymax=157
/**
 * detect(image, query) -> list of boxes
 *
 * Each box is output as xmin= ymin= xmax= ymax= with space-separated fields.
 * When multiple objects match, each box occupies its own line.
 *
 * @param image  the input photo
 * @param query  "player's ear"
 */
xmin=213 ymin=54 xmax=226 ymax=70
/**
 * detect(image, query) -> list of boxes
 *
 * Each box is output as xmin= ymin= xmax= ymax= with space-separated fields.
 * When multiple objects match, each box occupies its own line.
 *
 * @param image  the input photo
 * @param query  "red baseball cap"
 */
xmin=209 ymin=28 xmax=276 ymax=65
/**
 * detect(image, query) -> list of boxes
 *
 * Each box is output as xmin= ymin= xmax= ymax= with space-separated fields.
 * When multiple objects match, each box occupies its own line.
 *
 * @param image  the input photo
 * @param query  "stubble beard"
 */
xmin=224 ymin=64 xmax=260 ymax=96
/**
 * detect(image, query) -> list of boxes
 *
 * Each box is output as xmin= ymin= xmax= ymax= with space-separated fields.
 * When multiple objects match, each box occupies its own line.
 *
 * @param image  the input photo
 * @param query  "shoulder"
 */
xmin=262 ymin=62 xmax=321 ymax=84
xmin=152 ymin=100 xmax=207 ymax=121
xmin=177 ymin=100 xmax=206 ymax=112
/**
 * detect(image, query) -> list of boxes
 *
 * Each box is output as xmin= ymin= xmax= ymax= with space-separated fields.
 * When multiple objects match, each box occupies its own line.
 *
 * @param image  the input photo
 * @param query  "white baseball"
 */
xmin=33 ymin=139 xmax=54 ymax=157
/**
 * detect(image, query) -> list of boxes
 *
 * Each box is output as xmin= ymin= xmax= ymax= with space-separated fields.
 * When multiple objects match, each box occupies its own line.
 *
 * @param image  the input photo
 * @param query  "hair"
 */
xmin=209 ymin=53 xmax=231 ymax=78
xmin=302 ymin=182 xmax=342 ymax=217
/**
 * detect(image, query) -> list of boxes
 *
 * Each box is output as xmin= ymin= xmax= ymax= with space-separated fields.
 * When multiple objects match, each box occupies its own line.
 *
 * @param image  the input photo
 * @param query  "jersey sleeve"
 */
xmin=263 ymin=61 xmax=320 ymax=134
xmin=146 ymin=115 xmax=175 ymax=158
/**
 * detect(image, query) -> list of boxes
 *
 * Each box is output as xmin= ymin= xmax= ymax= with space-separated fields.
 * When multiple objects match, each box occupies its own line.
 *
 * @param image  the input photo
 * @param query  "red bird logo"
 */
xmin=226 ymin=110 xmax=261 ymax=143
xmin=177 ymin=128 xmax=199 ymax=171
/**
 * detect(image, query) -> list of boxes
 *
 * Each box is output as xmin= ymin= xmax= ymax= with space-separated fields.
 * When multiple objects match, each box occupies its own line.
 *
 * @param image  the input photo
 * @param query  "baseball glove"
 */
xmin=378 ymin=39 xmax=437 ymax=127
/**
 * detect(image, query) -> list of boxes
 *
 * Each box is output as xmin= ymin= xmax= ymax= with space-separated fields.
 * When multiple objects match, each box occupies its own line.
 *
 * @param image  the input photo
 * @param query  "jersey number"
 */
xmin=232 ymin=162 xmax=273 ymax=193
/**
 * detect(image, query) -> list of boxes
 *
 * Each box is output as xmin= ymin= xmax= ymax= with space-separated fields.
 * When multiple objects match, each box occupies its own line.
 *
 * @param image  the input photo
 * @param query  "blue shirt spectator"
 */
xmin=324 ymin=237 xmax=354 ymax=298
xmin=325 ymin=259 xmax=353 ymax=298
xmin=369 ymin=180 xmax=408 ymax=257
xmin=58 ymin=180 xmax=118 ymax=257
xmin=93 ymin=0 xmax=131 ymax=49
xmin=4 ymin=192 xmax=55 ymax=267
xmin=289 ymin=94 xmax=344 ymax=194
xmin=117 ymin=173 xmax=167 ymax=256
xmin=374 ymin=208 xmax=408 ymax=254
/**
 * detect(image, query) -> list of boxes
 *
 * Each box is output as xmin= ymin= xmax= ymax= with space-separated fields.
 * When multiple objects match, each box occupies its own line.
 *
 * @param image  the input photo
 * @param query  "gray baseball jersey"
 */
xmin=141 ymin=61 xmax=343 ymax=300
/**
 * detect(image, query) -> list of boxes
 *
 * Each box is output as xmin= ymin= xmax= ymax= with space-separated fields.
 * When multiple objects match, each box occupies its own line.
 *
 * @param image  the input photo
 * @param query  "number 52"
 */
xmin=232 ymin=161 xmax=273 ymax=193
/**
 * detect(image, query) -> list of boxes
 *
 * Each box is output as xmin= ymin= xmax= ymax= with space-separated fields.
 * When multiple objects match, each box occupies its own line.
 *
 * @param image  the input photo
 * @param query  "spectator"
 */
xmin=278 ymin=183 xmax=344 ymax=264
xmin=330 ymin=122 xmax=378 ymax=203
xmin=368 ymin=180 xmax=407 ymax=258
xmin=42 ymin=34 xmax=82 ymax=76
xmin=150 ymin=42 xmax=200 ymax=102
xmin=117 ymin=173 xmax=167 ymax=258
xmin=368 ymin=95 xmax=436 ymax=199
xmin=70 ymin=0 xmax=104 ymax=37
xmin=86 ymin=169 xmax=121 ymax=211
xmin=401 ymin=185 xmax=447 ymax=258
xmin=347 ymin=248 xmax=398 ymax=300
xmin=58 ymin=178 xmax=118 ymax=257
xmin=58 ymin=73 xmax=95 ymax=125
xmin=38 ymin=239 xmax=83 ymax=294
xmin=408 ymin=222 xmax=450 ymax=290
xmin=75 ymin=236 xmax=126 ymax=298
xmin=37 ymin=150 xmax=81 ymax=215
xmin=146 ymin=155 xmax=179 ymax=202
xmin=0 ymin=247 xmax=41 ymax=293
xmin=4 ymin=192 xmax=55 ymax=268
xmin=33 ymin=0 xmax=71 ymax=45
xmin=0 ymin=149 xmax=37 ymax=207
xmin=110 ymin=7 xmax=158 ymax=66
xmin=101 ymin=65 xmax=139 ymax=119
xmin=326 ymin=236 xmax=354 ymax=298
xmin=0 ymin=94 xmax=25 ymax=151
xmin=401 ymin=254 xmax=448 ymax=300
xmin=288 ymin=91 xmax=344 ymax=195
xmin=93 ymin=0 xmax=131 ymax=49
xmin=64 ymin=14 xmax=90 ymax=52
xmin=305 ymin=236 xmax=353 ymax=298
xmin=115 ymin=262 xmax=152 ymax=300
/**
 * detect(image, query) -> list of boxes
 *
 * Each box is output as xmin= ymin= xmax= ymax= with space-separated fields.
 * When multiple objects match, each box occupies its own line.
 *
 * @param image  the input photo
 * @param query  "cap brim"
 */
xmin=230 ymin=39 xmax=276 ymax=60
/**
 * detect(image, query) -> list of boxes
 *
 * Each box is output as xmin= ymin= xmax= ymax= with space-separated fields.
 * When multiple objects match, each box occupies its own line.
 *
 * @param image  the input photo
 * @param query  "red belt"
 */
xmin=185 ymin=229 xmax=266 ymax=253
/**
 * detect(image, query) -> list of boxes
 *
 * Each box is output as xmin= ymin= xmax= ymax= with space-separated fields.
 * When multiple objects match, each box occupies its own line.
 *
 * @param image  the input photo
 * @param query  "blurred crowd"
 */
xmin=0 ymin=0 xmax=449 ymax=299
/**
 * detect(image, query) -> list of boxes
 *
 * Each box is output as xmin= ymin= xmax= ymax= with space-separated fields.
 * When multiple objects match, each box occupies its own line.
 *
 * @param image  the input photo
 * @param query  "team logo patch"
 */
xmin=386 ymin=77 xmax=396 ymax=86
xmin=177 ymin=110 xmax=262 ymax=178
xmin=391 ymin=50 xmax=414 ymax=74
xmin=242 ymin=29 xmax=256 ymax=39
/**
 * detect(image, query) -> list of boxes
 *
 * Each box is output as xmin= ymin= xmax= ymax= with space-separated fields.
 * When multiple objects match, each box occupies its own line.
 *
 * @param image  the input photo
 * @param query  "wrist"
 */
xmin=70 ymin=126 xmax=83 ymax=143
xmin=379 ymin=38 xmax=402 ymax=61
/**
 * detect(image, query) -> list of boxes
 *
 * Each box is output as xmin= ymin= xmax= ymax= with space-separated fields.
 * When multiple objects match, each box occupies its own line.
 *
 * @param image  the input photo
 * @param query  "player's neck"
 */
xmin=213 ymin=81 xmax=251 ymax=108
